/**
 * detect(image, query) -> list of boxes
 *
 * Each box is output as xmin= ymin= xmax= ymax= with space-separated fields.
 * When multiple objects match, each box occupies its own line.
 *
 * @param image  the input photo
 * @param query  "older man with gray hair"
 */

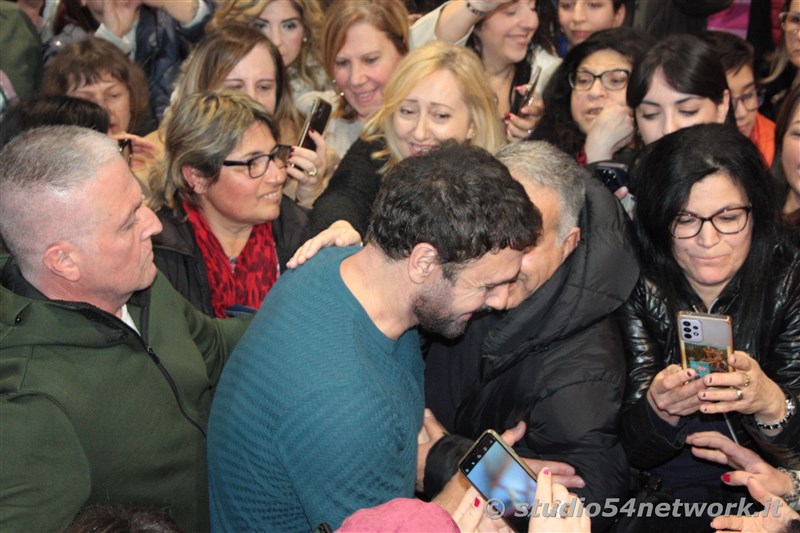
xmin=423 ymin=141 xmax=640 ymax=531
xmin=0 ymin=126 xmax=248 ymax=531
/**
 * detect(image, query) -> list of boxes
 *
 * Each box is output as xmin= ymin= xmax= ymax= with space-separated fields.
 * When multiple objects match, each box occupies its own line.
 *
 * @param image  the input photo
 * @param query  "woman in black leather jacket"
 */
xmin=619 ymin=124 xmax=800 ymax=521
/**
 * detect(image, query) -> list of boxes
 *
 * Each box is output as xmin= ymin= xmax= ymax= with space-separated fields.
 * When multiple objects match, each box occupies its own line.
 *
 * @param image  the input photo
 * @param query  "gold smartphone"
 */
xmin=677 ymin=311 xmax=733 ymax=378
xmin=459 ymin=429 xmax=538 ymax=533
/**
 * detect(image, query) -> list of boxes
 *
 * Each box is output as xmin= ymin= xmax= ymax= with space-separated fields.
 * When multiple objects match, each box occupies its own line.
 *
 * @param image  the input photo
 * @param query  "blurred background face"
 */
xmin=783 ymin=103 xmax=800 ymax=211
xmin=195 ymin=122 xmax=286 ymax=227
xmin=68 ymin=72 xmax=131 ymax=135
xmin=332 ymin=22 xmax=404 ymax=119
xmin=392 ymin=69 xmax=475 ymax=158
xmin=253 ymin=0 xmax=304 ymax=68
xmin=221 ymin=44 xmax=278 ymax=113
xmin=786 ymin=0 xmax=800 ymax=69
xmin=635 ymin=69 xmax=729 ymax=145
xmin=725 ymin=65 xmax=758 ymax=137
xmin=570 ymin=49 xmax=631 ymax=134
xmin=474 ymin=0 xmax=538 ymax=67
xmin=558 ymin=0 xmax=624 ymax=48
xmin=671 ymin=172 xmax=752 ymax=303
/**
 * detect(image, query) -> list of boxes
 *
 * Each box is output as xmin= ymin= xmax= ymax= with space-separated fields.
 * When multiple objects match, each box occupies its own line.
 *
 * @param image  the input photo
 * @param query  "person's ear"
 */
xmin=42 ymin=243 xmax=81 ymax=283
xmin=408 ymin=242 xmax=440 ymax=284
xmin=560 ymin=227 xmax=581 ymax=262
xmin=613 ymin=4 xmax=626 ymax=27
xmin=466 ymin=121 xmax=476 ymax=141
xmin=717 ymin=89 xmax=731 ymax=123
xmin=182 ymin=165 xmax=208 ymax=195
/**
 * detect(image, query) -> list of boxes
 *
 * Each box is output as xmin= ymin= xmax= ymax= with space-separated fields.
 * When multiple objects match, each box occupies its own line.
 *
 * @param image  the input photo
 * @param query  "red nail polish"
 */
xmin=474 ymin=497 xmax=481 ymax=508
xmin=310 ymin=128 xmax=317 ymax=134
xmin=722 ymin=473 xmax=731 ymax=483
xmin=707 ymin=376 xmax=713 ymax=384
xmin=504 ymin=113 xmax=511 ymax=120
xmin=542 ymin=467 xmax=550 ymax=475
xmin=687 ymin=371 xmax=692 ymax=378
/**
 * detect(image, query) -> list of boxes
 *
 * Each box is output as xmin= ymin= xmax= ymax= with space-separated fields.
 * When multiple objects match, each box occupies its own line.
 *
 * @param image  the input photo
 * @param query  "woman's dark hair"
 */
xmin=52 ymin=0 xmax=99 ymax=35
xmin=631 ymin=123 xmax=781 ymax=352
xmin=41 ymin=38 xmax=150 ymax=135
xmin=0 ymin=95 xmax=109 ymax=148
xmin=627 ymin=34 xmax=731 ymax=113
xmin=530 ymin=27 xmax=649 ymax=157
xmin=770 ymin=83 xmax=800 ymax=210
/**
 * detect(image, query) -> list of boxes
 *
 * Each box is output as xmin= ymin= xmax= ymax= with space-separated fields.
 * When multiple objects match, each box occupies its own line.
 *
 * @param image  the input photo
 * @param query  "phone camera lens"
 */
xmin=683 ymin=327 xmax=691 ymax=333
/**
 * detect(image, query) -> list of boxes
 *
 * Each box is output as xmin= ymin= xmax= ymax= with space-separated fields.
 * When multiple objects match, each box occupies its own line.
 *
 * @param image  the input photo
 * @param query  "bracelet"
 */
xmin=755 ymin=393 xmax=796 ymax=431
xmin=778 ymin=468 xmax=800 ymax=507
xmin=465 ymin=0 xmax=489 ymax=17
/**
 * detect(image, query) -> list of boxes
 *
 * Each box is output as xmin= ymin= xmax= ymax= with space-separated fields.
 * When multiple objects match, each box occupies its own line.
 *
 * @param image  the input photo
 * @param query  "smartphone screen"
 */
xmin=678 ymin=312 xmax=733 ymax=378
xmin=460 ymin=431 xmax=537 ymax=533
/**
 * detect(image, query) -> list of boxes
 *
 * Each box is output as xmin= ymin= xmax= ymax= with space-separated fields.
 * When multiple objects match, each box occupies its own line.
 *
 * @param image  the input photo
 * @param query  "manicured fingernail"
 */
xmin=542 ymin=468 xmax=550 ymax=476
xmin=310 ymin=128 xmax=317 ymax=134
xmin=504 ymin=113 xmax=511 ymax=120
xmin=707 ymin=376 xmax=713 ymax=384
xmin=687 ymin=371 xmax=693 ymax=378
xmin=702 ymin=392 xmax=707 ymax=399
xmin=474 ymin=497 xmax=481 ymax=508
xmin=722 ymin=473 xmax=731 ymax=483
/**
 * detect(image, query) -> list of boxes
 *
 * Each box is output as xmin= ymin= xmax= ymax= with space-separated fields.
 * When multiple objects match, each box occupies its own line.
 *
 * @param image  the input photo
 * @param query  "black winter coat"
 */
xmin=307 ymin=137 xmax=387 ymax=238
xmin=425 ymin=178 xmax=639 ymax=530
xmin=152 ymin=196 xmax=309 ymax=317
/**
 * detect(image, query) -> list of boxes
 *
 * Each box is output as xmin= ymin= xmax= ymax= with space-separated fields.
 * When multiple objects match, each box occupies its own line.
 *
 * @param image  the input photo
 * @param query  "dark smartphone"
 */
xmin=678 ymin=311 xmax=733 ymax=378
xmin=297 ymin=98 xmax=332 ymax=151
xmin=595 ymin=161 xmax=629 ymax=194
xmin=459 ymin=429 xmax=538 ymax=533
xmin=510 ymin=65 xmax=542 ymax=116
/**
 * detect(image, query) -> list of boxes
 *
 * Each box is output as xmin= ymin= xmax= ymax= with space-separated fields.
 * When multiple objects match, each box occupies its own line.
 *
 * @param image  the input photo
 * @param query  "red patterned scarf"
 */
xmin=183 ymin=201 xmax=279 ymax=318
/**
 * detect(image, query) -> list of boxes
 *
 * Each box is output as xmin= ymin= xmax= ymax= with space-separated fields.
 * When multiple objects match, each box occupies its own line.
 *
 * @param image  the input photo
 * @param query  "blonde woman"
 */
xmin=293 ymin=41 xmax=506 ymax=264
xmin=209 ymin=0 xmax=330 ymax=100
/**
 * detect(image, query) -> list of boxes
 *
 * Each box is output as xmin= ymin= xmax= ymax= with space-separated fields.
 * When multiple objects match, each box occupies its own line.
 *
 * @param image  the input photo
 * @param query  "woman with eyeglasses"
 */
xmin=148 ymin=90 xmax=308 ymax=318
xmin=618 ymin=124 xmax=800 ymax=530
xmin=529 ymin=28 xmax=648 ymax=211
xmin=761 ymin=0 xmax=800 ymax=121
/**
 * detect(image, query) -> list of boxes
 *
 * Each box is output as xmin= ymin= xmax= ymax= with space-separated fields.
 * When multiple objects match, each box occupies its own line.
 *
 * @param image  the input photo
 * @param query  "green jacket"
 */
xmin=0 ymin=255 xmax=250 ymax=531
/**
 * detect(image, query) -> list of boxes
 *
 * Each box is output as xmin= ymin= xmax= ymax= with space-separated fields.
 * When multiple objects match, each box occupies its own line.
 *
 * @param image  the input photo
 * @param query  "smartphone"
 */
xmin=595 ymin=161 xmax=628 ymax=194
xmin=297 ymin=98 xmax=332 ymax=151
xmin=511 ymin=65 xmax=542 ymax=116
xmin=678 ymin=311 xmax=733 ymax=378
xmin=459 ymin=429 xmax=538 ymax=533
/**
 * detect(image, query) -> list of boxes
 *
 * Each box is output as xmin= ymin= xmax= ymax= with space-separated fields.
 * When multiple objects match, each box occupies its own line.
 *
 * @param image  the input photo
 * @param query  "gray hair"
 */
xmin=496 ymin=141 xmax=586 ymax=242
xmin=0 ymin=126 xmax=118 ymax=275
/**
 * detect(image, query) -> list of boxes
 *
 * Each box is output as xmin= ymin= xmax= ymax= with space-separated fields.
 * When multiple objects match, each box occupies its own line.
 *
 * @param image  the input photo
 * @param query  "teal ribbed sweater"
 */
xmin=208 ymin=247 xmax=424 ymax=531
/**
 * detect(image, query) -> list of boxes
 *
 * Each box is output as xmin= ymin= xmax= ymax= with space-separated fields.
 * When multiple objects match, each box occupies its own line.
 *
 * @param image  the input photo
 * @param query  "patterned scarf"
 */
xmin=183 ymin=200 xmax=279 ymax=318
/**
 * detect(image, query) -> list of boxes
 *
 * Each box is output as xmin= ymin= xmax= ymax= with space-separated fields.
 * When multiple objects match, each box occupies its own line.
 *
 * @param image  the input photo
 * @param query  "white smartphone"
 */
xmin=677 ymin=311 xmax=733 ymax=378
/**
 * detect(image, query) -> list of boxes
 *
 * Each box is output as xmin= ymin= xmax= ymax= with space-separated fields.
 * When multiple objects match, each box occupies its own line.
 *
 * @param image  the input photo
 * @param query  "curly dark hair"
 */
xmin=530 ymin=27 xmax=649 ymax=157
xmin=366 ymin=141 xmax=541 ymax=278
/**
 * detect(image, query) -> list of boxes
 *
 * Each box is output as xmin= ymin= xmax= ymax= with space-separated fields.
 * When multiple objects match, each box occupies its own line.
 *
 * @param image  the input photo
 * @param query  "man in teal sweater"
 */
xmin=0 ymin=126 xmax=249 ymax=531
xmin=208 ymin=142 xmax=542 ymax=531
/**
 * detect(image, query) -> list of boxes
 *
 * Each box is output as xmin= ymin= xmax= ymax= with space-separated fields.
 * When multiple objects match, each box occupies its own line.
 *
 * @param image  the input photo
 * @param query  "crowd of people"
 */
xmin=0 ymin=0 xmax=799 ymax=532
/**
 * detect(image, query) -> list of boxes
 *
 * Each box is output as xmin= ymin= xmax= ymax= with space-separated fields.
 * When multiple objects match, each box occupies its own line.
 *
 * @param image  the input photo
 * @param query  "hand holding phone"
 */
xmin=678 ymin=312 xmax=733 ymax=378
xmin=297 ymin=98 xmax=332 ymax=151
xmin=459 ymin=429 xmax=538 ymax=533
